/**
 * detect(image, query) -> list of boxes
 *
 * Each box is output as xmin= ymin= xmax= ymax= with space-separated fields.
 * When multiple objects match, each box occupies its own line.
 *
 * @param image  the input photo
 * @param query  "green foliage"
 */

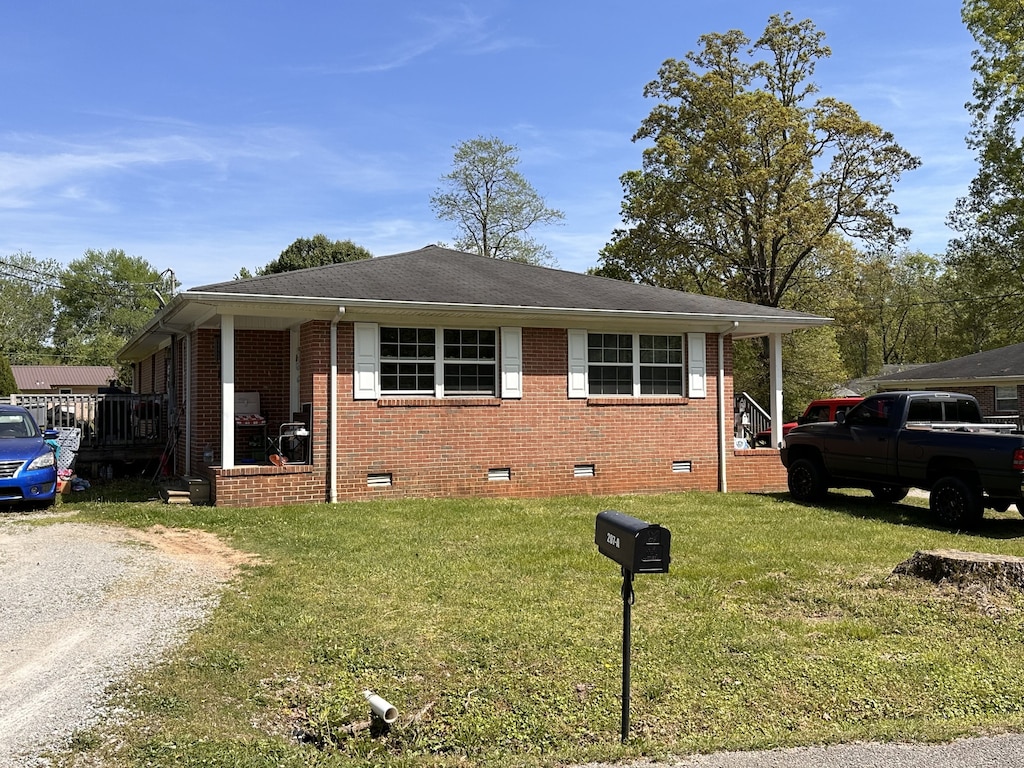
xmin=0 ymin=351 xmax=16 ymax=395
xmin=733 ymin=328 xmax=849 ymax=418
xmin=834 ymin=250 xmax=949 ymax=377
xmin=601 ymin=13 xmax=919 ymax=311
xmin=946 ymin=0 xmax=1024 ymax=341
xmin=0 ymin=252 xmax=59 ymax=364
xmin=58 ymin=493 xmax=1024 ymax=767
xmin=597 ymin=13 xmax=918 ymax=401
xmin=248 ymin=235 xmax=372 ymax=277
xmin=431 ymin=136 xmax=565 ymax=265
xmin=53 ymin=249 xmax=172 ymax=378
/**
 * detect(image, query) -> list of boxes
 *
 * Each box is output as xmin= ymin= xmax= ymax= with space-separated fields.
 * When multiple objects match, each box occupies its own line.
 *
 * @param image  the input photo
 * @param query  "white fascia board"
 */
xmin=332 ymin=297 xmax=832 ymax=334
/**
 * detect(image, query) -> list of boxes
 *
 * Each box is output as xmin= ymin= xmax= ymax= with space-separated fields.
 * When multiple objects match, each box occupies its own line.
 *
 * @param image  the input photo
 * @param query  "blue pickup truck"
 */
xmin=780 ymin=391 xmax=1024 ymax=528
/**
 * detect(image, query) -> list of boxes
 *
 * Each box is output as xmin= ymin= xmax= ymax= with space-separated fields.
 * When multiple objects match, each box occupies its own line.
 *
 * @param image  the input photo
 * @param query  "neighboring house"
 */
xmin=873 ymin=342 xmax=1024 ymax=420
xmin=119 ymin=246 xmax=829 ymax=507
xmin=12 ymin=365 xmax=119 ymax=395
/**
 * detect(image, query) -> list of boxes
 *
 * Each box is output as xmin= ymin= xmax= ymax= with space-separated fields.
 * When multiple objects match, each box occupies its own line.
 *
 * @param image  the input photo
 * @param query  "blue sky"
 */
xmin=1 ymin=2 xmax=976 ymax=289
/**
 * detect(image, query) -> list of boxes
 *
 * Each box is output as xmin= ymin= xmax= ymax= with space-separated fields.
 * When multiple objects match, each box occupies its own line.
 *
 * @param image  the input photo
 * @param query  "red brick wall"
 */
xmin=147 ymin=320 xmax=786 ymax=506
xmin=326 ymin=325 xmax=769 ymax=501
xmin=729 ymin=449 xmax=788 ymax=492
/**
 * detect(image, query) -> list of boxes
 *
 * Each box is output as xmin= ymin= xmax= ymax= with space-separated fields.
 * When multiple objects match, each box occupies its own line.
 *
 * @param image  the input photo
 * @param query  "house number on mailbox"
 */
xmin=606 ymin=532 xmax=621 ymax=548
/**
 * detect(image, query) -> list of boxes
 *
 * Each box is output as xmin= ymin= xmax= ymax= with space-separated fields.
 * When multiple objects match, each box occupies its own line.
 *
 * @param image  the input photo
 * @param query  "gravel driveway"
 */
xmin=0 ymin=511 xmax=248 ymax=767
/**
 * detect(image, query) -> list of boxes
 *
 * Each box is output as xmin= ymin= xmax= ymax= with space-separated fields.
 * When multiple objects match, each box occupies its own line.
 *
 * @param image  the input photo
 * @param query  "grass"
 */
xmin=41 ymin=484 xmax=1024 ymax=767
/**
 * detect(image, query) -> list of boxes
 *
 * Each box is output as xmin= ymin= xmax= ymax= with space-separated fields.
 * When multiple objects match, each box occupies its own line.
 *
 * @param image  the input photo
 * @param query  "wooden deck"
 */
xmin=10 ymin=393 xmax=170 ymax=473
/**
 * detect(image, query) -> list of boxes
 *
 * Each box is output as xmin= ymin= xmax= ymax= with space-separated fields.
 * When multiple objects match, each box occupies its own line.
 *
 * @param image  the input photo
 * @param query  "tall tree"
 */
xmin=53 ymin=249 xmax=174 ymax=374
xmin=601 ymin=13 xmax=920 ymax=310
xmin=834 ymin=250 xmax=948 ymax=377
xmin=0 ymin=252 xmax=59 ymax=364
xmin=431 ymin=136 xmax=564 ymax=265
xmin=238 ymin=235 xmax=372 ymax=278
xmin=946 ymin=0 xmax=1024 ymax=332
xmin=599 ymin=13 xmax=919 ymax=407
xmin=0 ymin=352 xmax=16 ymax=396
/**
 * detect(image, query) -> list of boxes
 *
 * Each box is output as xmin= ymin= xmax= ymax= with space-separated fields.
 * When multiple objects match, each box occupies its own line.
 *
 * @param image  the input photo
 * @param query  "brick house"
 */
xmin=873 ymin=342 xmax=1024 ymax=424
xmin=119 ymin=246 xmax=828 ymax=507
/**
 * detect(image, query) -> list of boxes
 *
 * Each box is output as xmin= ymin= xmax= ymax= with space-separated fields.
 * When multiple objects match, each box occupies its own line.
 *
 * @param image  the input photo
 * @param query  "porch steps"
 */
xmin=157 ymin=475 xmax=211 ymax=505
xmin=161 ymin=488 xmax=192 ymax=505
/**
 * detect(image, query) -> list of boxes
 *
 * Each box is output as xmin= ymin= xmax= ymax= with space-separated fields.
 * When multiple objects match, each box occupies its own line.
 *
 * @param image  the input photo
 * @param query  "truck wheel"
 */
xmin=930 ymin=476 xmax=983 ymax=528
xmin=871 ymin=485 xmax=910 ymax=503
xmin=788 ymin=458 xmax=828 ymax=502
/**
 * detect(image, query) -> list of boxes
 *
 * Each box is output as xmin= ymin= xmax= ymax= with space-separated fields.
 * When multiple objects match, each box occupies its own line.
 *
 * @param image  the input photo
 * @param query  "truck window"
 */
xmin=845 ymin=397 xmax=893 ymax=427
xmin=907 ymin=397 xmax=983 ymax=423
xmin=946 ymin=398 xmax=983 ymax=422
xmin=804 ymin=405 xmax=829 ymax=422
xmin=908 ymin=399 xmax=942 ymax=422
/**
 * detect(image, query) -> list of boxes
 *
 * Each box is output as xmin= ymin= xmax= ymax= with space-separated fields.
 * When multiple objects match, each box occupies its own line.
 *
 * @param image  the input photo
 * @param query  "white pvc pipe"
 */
xmin=363 ymin=690 xmax=398 ymax=723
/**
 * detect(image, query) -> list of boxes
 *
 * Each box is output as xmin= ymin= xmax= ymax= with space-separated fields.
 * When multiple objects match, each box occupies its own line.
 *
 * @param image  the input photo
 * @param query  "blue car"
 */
xmin=0 ymin=404 xmax=58 ymax=507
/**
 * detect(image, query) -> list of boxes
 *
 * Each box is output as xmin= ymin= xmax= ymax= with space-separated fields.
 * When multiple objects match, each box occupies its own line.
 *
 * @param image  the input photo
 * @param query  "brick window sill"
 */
xmin=377 ymin=397 xmax=502 ymax=408
xmin=586 ymin=396 xmax=689 ymax=407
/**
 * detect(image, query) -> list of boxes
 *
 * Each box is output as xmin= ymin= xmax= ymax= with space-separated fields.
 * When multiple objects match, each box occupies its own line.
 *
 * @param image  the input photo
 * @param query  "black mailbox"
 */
xmin=595 ymin=510 xmax=671 ymax=573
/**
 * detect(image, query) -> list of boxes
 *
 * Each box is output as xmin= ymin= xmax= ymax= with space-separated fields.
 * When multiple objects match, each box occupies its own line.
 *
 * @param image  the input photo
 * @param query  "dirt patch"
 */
xmin=127 ymin=524 xmax=262 ymax=576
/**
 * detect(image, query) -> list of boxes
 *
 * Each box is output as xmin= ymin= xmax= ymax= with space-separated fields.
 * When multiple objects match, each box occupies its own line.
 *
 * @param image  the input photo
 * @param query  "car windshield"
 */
xmin=0 ymin=413 xmax=38 ymax=439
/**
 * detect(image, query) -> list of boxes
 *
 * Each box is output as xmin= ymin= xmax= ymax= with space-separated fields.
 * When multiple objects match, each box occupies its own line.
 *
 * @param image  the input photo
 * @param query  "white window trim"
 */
xmin=354 ymin=322 xmax=520 ymax=400
xmin=569 ymin=329 xmax=705 ymax=399
xmin=687 ymin=333 xmax=707 ymax=398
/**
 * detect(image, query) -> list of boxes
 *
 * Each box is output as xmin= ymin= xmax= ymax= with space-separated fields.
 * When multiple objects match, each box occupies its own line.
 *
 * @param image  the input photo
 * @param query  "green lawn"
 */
xmin=51 ymin=487 xmax=1024 ymax=767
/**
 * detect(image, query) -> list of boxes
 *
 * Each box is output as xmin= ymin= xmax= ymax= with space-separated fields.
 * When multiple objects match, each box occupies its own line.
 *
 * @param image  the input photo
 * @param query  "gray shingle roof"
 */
xmin=873 ymin=343 xmax=1024 ymax=383
xmin=191 ymin=245 xmax=819 ymax=321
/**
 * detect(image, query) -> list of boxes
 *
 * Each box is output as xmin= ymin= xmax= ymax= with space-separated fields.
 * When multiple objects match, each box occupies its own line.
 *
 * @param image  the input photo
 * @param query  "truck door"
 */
xmin=827 ymin=395 xmax=898 ymax=481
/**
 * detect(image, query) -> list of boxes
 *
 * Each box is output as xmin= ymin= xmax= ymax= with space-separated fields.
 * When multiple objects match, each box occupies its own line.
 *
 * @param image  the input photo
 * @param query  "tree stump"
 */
xmin=892 ymin=549 xmax=1024 ymax=591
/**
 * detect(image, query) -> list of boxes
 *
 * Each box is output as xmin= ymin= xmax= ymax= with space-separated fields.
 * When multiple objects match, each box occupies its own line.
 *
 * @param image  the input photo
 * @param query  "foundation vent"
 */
xmin=574 ymin=463 xmax=596 ymax=478
xmin=672 ymin=460 xmax=693 ymax=473
xmin=367 ymin=473 xmax=393 ymax=488
xmin=488 ymin=467 xmax=512 ymax=482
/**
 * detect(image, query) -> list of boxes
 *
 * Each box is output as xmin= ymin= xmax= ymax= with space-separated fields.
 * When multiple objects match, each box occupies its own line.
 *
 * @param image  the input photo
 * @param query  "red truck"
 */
xmin=754 ymin=397 xmax=863 ymax=448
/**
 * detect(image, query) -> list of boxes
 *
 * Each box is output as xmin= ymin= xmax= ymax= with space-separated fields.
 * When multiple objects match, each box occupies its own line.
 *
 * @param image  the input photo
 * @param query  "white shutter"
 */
xmin=500 ymin=326 xmax=523 ymax=399
xmin=353 ymin=322 xmax=379 ymax=400
xmin=687 ymin=332 xmax=707 ymax=398
xmin=567 ymin=329 xmax=588 ymax=398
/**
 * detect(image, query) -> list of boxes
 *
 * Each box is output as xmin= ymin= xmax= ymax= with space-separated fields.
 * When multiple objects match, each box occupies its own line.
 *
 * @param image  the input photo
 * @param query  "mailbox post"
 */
xmin=595 ymin=510 xmax=671 ymax=743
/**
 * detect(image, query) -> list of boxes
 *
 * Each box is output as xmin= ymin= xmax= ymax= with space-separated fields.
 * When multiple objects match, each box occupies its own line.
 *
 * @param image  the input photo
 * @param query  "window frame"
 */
xmin=995 ymin=385 xmax=1018 ymax=413
xmin=375 ymin=325 xmax=500 ymax=398
xmin=582 ymin=331 xmax=687 ymax=398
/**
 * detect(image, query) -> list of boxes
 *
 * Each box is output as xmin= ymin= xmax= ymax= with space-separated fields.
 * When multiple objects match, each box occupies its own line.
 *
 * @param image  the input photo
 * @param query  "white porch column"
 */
xmin=220 ymin=314 xmax=235 ymax=468
xmin=769 ymin=332 xmax=784 ymax=450
xmin=184 ymin=334 xmax=192 ymax=472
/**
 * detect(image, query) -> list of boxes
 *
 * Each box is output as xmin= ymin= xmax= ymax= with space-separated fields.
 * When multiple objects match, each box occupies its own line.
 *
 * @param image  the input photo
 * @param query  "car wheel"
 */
xmin=871 ymin=485 xmax=910 ymax=503
xmin=787 ymin=457 xmax=828 ymax=502
xmin=930 ymin=476 xmax=983 ymax=528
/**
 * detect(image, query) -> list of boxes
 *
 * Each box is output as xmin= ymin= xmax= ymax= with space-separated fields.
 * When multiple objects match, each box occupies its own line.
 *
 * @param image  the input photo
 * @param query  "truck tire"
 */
xmin=929 ymin=476 xmax=983 ymax=528
xmin=787 ymin=457 xmax=828 ymax=502
xmin=871 ymin=485 xmax=910 ymax=503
